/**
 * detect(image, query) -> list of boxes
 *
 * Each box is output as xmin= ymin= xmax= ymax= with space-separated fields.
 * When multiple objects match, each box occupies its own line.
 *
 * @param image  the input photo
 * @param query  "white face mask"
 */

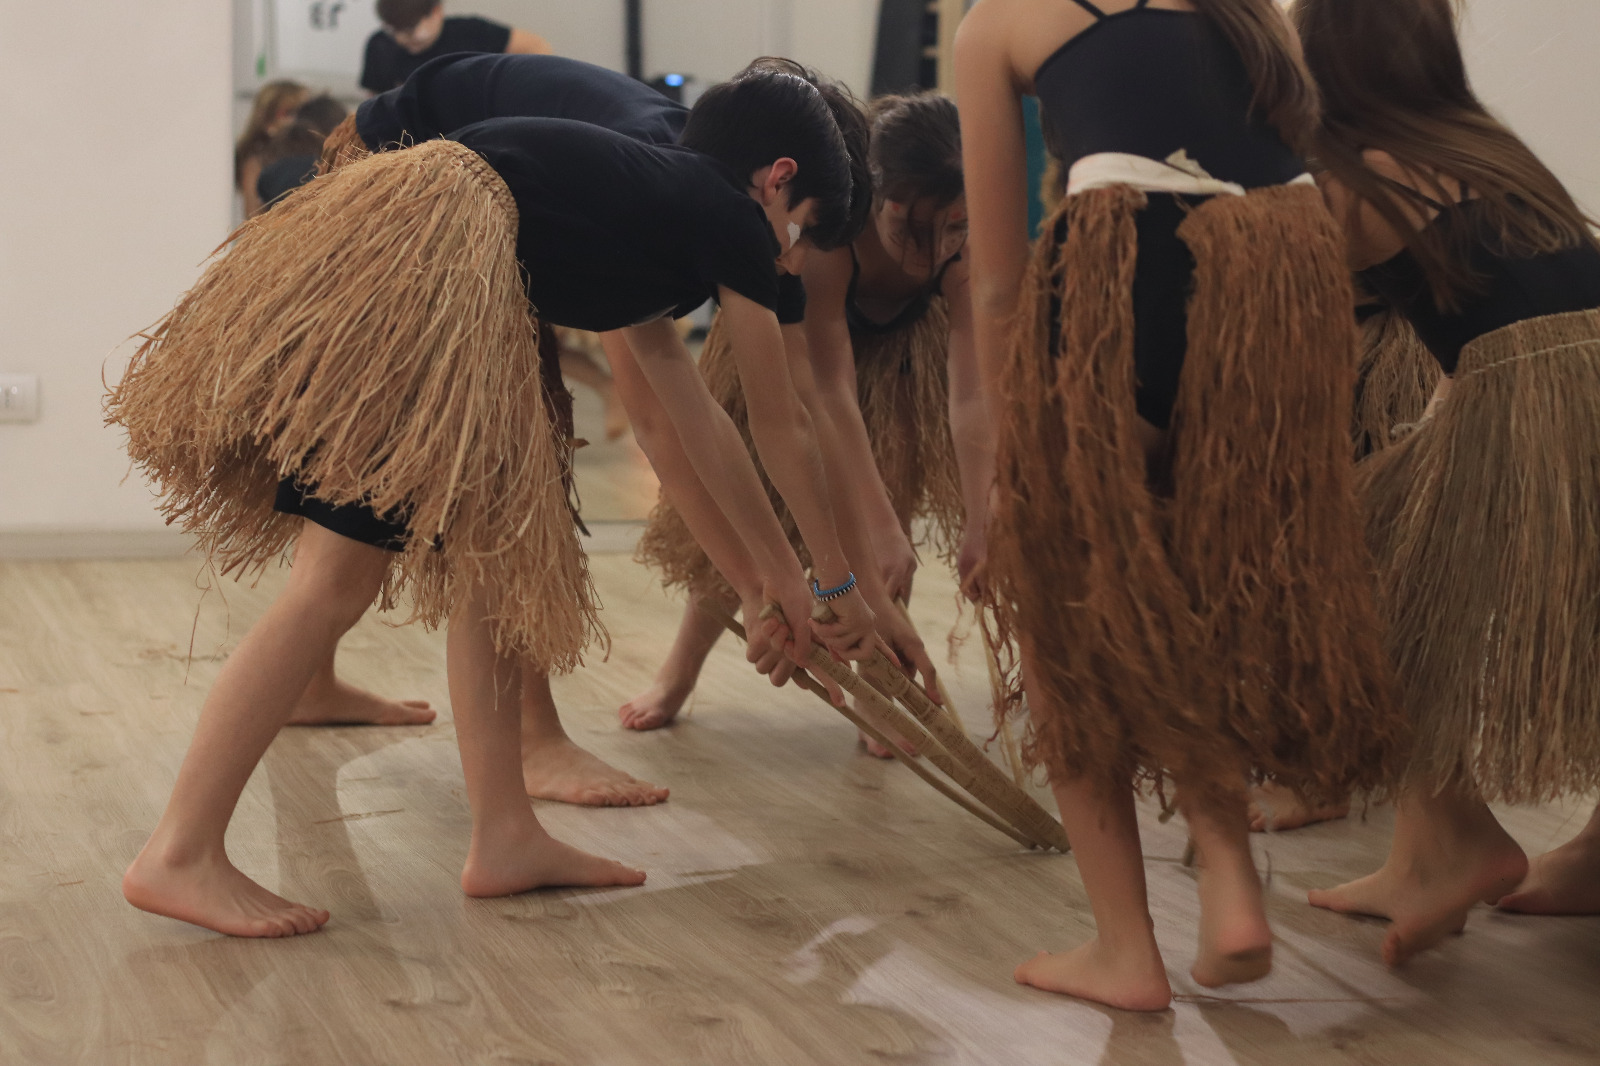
xmin=787 ymin=221 xmax=802 ymax=250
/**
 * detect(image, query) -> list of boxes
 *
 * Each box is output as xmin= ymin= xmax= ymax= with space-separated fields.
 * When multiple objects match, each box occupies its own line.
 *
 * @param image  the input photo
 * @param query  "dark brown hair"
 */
xmin=376 ymin=0 xmax=440 ymax=32
xmin=1292 ymin=0 xmax=1598 ymax=307
xmin=1191 ymin=0 xmax=1322 ymax=152
xmin=870 ymin=92 xmax=962 ymax=207
xmin=735 ymin=58 xmax=873 ymax=250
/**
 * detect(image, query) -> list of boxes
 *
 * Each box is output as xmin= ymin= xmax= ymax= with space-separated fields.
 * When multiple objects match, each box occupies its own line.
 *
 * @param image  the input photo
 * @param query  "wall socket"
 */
xmin=0 ymin=374 xmax=40 ymax=423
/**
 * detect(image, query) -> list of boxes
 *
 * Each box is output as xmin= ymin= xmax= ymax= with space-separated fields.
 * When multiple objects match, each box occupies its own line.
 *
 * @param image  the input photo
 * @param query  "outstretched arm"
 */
xmin=941 ymin=260 xmax=996 ymax=600
xmin=716 ymin=289 xmax=879 ymax=660
xmin=600 ymin=330 xmax=815 ymax=691
xmin=615 ymin=318 xmax=826 ymax=677
xmin=802 ymin=250 xmax=920 ymax=603
xmin=783 ymin=317 xmax=939 ymax=697
xmin=954 ymin=6 xmax=1032 ymax=427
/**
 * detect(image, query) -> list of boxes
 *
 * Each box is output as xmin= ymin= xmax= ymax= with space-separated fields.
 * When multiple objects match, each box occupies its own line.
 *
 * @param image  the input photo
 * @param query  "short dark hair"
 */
xmin=680 ymin=60 xmax=857 ymax=251
xmin=292 ymin=94 xmax=349 ymax=139
xmin=736 ymin=59 xmax=872 ymax=250
xmin=376 ymin=0 xmax=440 ymax=32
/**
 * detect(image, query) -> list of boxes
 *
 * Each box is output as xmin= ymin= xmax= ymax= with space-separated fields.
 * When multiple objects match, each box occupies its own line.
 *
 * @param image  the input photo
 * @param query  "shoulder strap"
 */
xmin=1066 ymin=0 xmax=1109 ymax=19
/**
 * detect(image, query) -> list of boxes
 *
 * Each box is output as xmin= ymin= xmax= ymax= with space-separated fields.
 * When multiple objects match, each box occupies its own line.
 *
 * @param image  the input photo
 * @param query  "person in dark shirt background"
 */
xmin=360 ymin=0 xmax=551 ymax=94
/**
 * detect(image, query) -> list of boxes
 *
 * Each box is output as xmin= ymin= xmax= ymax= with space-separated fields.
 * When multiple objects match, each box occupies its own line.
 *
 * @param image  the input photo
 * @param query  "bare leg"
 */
xmin=1308 ymin=784 xmax=1528 ymax=966
xmin=523 ymin=665 xmax=670 ymax=806
xmin=287 ymin=646 xmax=435 ymax=726
xmin=123 ymin=522 xmax=386 ymax=936
xmin=450 ymin=590 xmax=646 ymax=896
xmin=1498 ymin=803 xmax=1600 ymax=915
xmin=618 ymin=594 xmax=724 ymax=731
xmin=1248 ymin=780 xmax=1351 ymax=832
xmin=1182 ymin=788 xmax=1273 ymax=987
xmin=1014 ymin=772 xmax=1172 ymax=1011
xmin=559 ymin=348 xmax=629 ymax=442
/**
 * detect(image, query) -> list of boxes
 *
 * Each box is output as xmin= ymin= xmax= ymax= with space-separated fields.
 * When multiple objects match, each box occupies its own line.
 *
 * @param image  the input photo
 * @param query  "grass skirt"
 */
xmin=984 ymin=184 xmax=1403 ymax=804
xmin=105 ymin=139 xmax=601 ymax=671
xmin=636 ymin=305 xmax=962 ymax=604
xmin=1352 ymin=310 xmax=1442 ymax=459
xmin=1362 ymin=308 xmax=1600 ymax=802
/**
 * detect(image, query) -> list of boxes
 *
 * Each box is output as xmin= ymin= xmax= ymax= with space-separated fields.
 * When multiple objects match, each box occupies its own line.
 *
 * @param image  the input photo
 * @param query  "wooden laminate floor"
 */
xmin=1 ymin=550 xmax=1597 ymax=1065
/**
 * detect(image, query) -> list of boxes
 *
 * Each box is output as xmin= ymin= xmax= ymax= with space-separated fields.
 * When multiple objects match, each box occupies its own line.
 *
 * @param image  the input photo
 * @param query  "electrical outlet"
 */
xmin=0 ymin=374 xmax=40 ymax=423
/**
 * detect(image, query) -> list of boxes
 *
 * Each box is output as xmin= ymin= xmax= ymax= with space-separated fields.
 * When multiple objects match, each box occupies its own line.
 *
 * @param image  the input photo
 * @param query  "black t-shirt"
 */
xmin=452 ymin=117 xmax=807 ymax=331
xmin=359 ymin=16 xmax=511 ymax=94
xmin=359 ymin=53 xmax=688 ymax=150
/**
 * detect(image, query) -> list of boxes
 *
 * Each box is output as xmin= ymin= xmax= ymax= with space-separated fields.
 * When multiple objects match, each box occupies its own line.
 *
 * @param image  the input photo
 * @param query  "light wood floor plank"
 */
xmin=0 ymin=552 xmax=1596 ymax=1065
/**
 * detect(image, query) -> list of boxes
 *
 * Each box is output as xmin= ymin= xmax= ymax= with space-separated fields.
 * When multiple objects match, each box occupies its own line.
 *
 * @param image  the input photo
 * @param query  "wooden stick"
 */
xmin=756 ymin=601 xmax=1067 ymax=852
xmin=706 ymin=606 xmax=1038 ymax=850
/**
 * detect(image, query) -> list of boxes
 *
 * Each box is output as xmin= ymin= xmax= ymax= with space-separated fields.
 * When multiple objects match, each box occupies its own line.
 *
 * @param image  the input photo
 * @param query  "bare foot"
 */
xmin=1014 ymin=940 xmax=1172 ymax=1011
xmin=522 ymin=735 xmax=669 ymax=806
xmin=1497 ymin=833 xmax=1600 ymax=915
xmin=288 ymin=676 xmax=435 ymax=727
xmin=617 ymin=680 xmax=690 ymax=731
xmin=461 ymin=822 xmax=646 ymax=897
xmin=1249 ymin=782 xmax=1351 ymax=832
xmin=1191 ymin=852 xmax=1273 ymax=988
xmin=1309 ymin=825 xmax=1527 ymax=966
xmin=123 ymin=843 xmax=330 ymax=938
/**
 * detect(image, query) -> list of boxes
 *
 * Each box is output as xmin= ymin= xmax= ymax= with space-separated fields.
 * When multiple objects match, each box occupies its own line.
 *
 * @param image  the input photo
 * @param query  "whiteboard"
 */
xmin=274 ymin=0 xmax=383 ymax=77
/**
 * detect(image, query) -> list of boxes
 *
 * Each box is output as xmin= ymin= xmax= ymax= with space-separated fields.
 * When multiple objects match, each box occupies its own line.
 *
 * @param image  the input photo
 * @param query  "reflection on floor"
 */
xmin=1 ymin=550 xmax=1597 ymax=1065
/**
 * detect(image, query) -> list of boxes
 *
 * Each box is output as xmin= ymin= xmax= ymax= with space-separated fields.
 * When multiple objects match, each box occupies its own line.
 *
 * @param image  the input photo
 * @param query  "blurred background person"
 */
xmin=360 ymin=0 xmax=552 ymax=94
xmin=235 ymin=80 xmax=310 ymax=217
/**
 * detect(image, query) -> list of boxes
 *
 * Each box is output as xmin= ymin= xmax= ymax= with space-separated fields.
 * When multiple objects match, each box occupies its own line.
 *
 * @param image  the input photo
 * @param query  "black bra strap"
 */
xmin=1066 ymin=0 xmax=1109 ymax=18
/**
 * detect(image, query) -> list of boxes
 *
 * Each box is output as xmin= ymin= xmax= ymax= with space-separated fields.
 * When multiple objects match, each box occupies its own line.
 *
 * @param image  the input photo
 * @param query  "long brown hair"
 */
xmin=1190 ymin=0 xmax=1322 ymax=152
xmin=235 ymin=80 xmax=309 ymax=185
xmin=1291 ymin=0 xmax=1597 ymax=308
xmin=869 ymin=92 xmax=963 ymax=258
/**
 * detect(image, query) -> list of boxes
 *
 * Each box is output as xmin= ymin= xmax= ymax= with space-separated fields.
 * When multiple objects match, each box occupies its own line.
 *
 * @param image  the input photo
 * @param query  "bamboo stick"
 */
xmin=705 ymin=606 xmax=1038 ymax=850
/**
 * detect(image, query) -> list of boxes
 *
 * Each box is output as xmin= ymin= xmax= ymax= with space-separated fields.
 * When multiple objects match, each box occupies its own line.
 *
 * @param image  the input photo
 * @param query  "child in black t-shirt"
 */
xmin=109 ymin=65 xmax=886 ymax=938
xmin=360 ymin=0 xmax=551 ymax=95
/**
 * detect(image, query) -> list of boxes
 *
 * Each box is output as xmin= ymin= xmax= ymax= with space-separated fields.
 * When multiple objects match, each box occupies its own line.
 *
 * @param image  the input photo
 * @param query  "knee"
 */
xmin=285 ymin=544 xmax=389 ymax=633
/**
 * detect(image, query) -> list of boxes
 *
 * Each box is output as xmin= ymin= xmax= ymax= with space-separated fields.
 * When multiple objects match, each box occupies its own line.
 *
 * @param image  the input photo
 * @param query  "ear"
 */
xmin=767 ymin=157 xmax=799 ymax=193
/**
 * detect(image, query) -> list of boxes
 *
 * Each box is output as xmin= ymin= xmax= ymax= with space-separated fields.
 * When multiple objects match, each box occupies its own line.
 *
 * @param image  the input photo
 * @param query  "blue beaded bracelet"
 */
xmin=811 ymin=572 xmax=857 ymax=602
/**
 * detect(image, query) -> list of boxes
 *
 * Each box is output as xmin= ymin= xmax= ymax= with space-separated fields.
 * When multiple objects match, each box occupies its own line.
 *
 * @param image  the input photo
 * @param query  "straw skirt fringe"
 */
xmin=636 ymin=306 xmax=962 ymax=603
xmin=105 ymin=139 xmax=602 ymax=671
xmin=984 ymin=184 xmax=1403 ymax=803
xmin=1352 ymin=309 xmax=1442 ymax=459
xmin=1362 ymin=308 xmax=1600 ymax=802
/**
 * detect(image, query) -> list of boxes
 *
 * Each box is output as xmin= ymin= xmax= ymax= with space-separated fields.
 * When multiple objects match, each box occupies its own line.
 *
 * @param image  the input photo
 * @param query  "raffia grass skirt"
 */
xmin=1352 ymin=309 xmax=1442 ymax=459
xmin=635 ymin=305 xmax=963 ymax=604
xmin=105 ymin=138 xmax=601 ymax=671
xmin=1362 ymin=307 xmax=1600 ymax=802
xmin=984 ymin=184 xmax=1404 ymax=804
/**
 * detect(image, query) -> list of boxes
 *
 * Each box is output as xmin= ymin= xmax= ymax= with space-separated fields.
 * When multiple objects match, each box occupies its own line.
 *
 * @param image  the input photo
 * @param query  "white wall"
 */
xmin=473 ymin=0 xmax=877 ymax=96
xmin=1459 ymin=0 xmax=1600 ymax=216
xmin=0 ymin=1 xmax=233 ymax=537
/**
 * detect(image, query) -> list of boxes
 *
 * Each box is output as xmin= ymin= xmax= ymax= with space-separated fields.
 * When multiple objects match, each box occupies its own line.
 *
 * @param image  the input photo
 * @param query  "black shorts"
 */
xmin=1051 ymin=192 xmax=1198 ymax=430
xmin=273 ymin=477 xmax=410 ymax=551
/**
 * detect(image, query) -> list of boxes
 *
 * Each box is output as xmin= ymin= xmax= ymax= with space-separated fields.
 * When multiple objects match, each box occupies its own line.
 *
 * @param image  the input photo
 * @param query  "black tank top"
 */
xmin=1033 ymin=0 xmax=1303 ymax=188
xmin=1358 ymin=196 xmax=1600 ymax=374
xmin=843 ymin=248 xmax=958 ymax=336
